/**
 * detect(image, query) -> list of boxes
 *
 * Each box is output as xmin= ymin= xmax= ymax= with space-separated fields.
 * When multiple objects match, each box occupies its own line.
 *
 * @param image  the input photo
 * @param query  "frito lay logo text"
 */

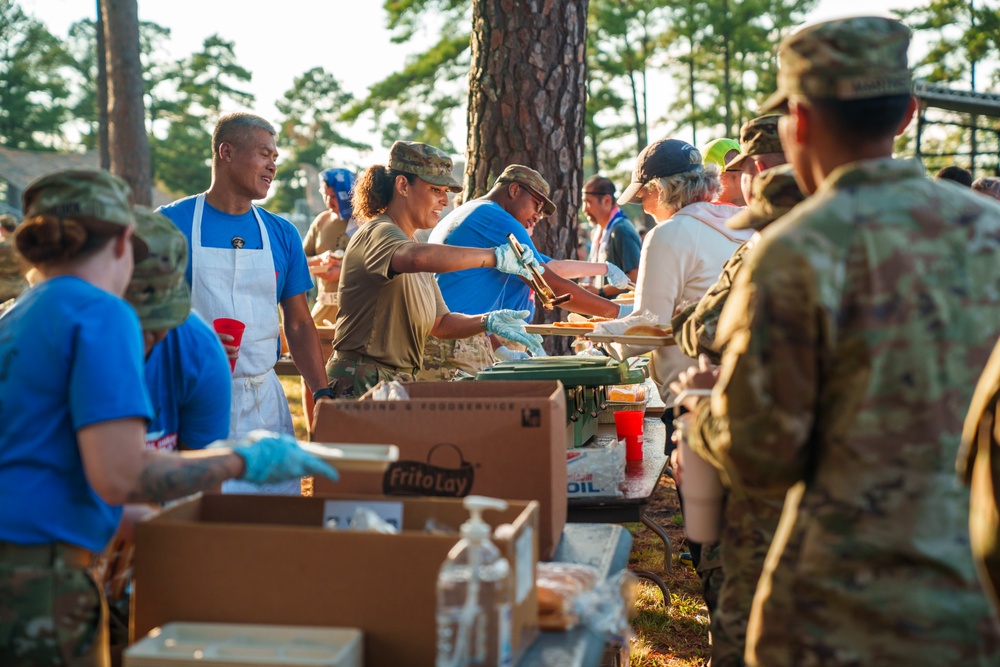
xmin=382 ymin=443 xmax=474 ymax=497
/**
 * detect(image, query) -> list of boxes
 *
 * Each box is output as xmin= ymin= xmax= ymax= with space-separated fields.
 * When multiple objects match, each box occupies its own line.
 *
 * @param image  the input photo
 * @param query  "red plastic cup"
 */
xmin=614 ymin=410 xmax=645 ymax=461
xmin=212 ymin=318 xmax=245 ymax=372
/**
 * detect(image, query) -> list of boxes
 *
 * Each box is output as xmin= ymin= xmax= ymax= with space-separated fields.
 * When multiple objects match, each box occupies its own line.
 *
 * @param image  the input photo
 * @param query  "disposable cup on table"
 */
xmin=613 ymin=410 xmax=645 ymax=461
xmin=212 ymin=318 xmax=245 ymax=372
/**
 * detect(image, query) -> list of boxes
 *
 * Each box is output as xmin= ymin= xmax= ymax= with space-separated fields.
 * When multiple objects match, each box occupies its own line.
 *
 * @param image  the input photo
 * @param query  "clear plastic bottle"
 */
xmin=436 ymin=496 xmax=513 ymax=667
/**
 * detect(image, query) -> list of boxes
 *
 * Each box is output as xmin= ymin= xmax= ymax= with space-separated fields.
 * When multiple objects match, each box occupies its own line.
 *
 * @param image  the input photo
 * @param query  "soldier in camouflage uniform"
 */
xmin=328 ymin=141 xmax=543 ymax=397
xmin=673 ymin=165 xmax=806 ymax=667
xmin=959 ymin=337 xmax=1000 ymax=616
xmin=0 ymin=237 xmax=28 ymax=314
xmin=674 ymin=16 xmax=1000 ymax=667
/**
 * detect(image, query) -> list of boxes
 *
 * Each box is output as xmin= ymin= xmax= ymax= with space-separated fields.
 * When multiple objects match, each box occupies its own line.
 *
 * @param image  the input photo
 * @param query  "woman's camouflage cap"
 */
xmin=124 ymin=206 xmax=191 ymax=331
xmin=21 ymin=169 xmax=149 ymax=261
xmin=726 ymin=164 xmax=806 ymax=231
xmin=761 ymin=16 xmax=912 ymax=113
xmin=387 ymin=141 xmax=463 ymax=193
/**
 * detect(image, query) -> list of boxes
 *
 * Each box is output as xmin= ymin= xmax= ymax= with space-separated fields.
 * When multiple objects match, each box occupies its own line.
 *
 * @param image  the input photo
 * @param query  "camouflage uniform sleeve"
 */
xmin=672 ymin=244 xmax=748 ymax=364
xmin=688 ymin=236 xmax=822 ymax=496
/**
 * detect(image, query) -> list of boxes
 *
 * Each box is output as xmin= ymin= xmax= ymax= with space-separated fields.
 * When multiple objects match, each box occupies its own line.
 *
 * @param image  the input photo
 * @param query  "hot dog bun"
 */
xmin=623 ymin=324 xmax=671 ymax=337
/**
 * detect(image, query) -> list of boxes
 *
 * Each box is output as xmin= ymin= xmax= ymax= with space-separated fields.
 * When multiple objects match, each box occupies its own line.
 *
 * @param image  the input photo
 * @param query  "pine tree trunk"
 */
xmin=465 ymin=0 xmax=589 ymax=348
xmin=96 ymin=0 xmax=110 ymax=170
xmin=101 ymin=0 xmax=151 ymax=205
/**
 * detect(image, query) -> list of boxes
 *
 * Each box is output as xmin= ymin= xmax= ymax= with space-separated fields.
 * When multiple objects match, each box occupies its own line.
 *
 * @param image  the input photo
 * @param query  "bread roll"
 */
xmin=624 ymin=324 xmax=670 ymax=337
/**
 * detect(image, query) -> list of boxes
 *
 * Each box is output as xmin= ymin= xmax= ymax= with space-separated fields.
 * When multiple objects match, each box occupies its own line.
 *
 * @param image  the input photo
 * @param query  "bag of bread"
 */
xmin=536 ymin=563 xmax=638 ymax=659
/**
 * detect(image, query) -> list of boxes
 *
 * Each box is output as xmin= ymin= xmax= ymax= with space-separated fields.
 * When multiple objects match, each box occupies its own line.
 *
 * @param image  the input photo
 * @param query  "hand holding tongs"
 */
xmin=506 ymin=233 xmax=571 ymax=310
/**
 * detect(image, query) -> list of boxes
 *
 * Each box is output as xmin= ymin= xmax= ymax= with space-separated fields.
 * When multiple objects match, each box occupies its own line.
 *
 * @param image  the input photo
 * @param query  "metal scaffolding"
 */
xmin=913 ymin=79 xmax=1000 ymax=176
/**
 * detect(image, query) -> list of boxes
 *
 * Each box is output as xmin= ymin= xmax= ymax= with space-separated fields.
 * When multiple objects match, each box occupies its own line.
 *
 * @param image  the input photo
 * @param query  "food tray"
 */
xmin=597 ymin=399 xmax=649 ymax=424
xmin=587 ymin=333 xmax=675 ymax=347
xmin=125 ymin=622 xmax=363 ymax=667
xmin=524 ymin=324 xmax=593 ymax=336
xmin=298 ymin=443 xmax=399 ymax=473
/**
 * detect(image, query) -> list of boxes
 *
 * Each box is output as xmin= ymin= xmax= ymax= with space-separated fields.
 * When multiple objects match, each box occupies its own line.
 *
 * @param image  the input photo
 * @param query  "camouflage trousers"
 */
xmin=326 ymin=354 xmax=416 ymax=399
xmin=0 ymin=544 xmax=108 ymax=667
xmin=416 ymin=334 xmax=496 ymax=382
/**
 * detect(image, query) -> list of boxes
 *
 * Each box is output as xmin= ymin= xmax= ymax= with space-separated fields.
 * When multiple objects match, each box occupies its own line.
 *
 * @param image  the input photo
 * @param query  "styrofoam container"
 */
xmin=124 ymin=622 xmax=363 ymax=667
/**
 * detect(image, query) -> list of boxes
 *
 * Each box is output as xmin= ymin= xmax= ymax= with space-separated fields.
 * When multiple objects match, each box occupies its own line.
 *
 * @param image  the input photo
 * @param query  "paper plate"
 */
xmin=298 ymin=442 xmax=399 ymax=473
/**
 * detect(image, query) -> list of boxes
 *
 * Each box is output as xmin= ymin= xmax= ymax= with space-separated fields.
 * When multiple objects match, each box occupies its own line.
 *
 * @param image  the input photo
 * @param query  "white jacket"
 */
xmin=634 ymin=201 xmax=752 ymax=403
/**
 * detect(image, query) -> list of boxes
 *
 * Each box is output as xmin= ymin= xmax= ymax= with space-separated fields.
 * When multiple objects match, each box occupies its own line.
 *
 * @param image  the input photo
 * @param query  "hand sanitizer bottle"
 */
xmin=436 ymin=496 xmax=513 ymax=667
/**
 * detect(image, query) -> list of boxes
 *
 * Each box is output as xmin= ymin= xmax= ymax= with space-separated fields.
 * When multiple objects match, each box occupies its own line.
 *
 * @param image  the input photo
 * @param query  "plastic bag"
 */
xmin=536 ymin=562 xmax=638 ymax=655
xmin=362 ymin=380 xmax=411 ymax=401
xmin=566 ymin=435 xmax=626 ymax=498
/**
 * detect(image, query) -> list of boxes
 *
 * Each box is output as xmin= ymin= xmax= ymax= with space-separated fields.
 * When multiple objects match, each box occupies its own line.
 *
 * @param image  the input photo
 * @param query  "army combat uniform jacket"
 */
xmin=693 ymin=158 xmax=1000 ymax=666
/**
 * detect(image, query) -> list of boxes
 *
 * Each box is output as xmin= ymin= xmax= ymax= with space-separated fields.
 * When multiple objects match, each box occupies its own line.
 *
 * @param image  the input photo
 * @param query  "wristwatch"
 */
xmin=598 ymin=286 xmax=607 ymax=298
xmin=480 ymin=313 xmax=490 ymax=331
xmin=313 ymin=387 xmax=335 ymax=402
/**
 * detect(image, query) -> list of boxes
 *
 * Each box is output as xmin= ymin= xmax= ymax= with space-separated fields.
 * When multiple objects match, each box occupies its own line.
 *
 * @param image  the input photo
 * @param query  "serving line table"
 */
xmin=567 ymin=419 xmax=672 ymax=604
xmin=519 ymin=523 xmax=632 ymax=667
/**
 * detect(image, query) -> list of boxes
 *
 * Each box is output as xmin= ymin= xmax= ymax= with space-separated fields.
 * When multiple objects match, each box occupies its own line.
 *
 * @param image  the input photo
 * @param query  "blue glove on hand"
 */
xmin=230 ymin=430 xmax=339 ymax=484
xmin=494 ymin=245 xmax=544 ymax=279
xmin=604 ymin=262 xmax=630 ymax=289
xmin=618 ymin=303 xmax=634 ymax=318
xmin=494 ymin=346 xmax=531 ymax=362
xmin=484 ymin=309 xmax=545 ymax=353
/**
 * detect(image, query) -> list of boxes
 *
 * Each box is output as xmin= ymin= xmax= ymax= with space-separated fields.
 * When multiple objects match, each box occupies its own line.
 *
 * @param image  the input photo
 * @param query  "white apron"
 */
xmin=190 ymin=194 xmax=298 ymax=495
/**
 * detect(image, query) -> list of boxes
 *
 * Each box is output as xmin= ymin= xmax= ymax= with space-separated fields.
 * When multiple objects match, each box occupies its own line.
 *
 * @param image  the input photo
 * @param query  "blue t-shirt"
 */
xmin=0 ymin=277 xmax=153 ymax=552
xmin=145 ymin=312 xmax=232 ymax=451
xmin=428 ymin=200 xmax=552 ymax=316
xmin=158 ymin=196 xmax=313 ymax=302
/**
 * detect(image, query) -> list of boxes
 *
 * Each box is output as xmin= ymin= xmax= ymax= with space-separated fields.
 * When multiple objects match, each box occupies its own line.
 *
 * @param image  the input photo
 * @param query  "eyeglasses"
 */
xmin=522 ymin=186 xmax=546 ymax=216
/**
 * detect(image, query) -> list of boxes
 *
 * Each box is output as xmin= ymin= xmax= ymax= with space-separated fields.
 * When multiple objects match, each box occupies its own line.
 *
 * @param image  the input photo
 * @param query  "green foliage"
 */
xmin=270 ymin=67 xmax=366 ymax=213
xmin=147 ymin=34 xmax=255 ymax=195
xmin=0 ymin=0 xmax=73 ymax=150
xmin=344 ymin=1 xmax=471 ymax=149
xmin=895 ymin=0 xmax=1000 ymax=90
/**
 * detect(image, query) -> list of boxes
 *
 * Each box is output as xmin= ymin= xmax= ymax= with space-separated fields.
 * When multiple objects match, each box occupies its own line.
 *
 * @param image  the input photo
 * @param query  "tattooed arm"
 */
xmin=77 ymin=418 xmax=245 ymax=505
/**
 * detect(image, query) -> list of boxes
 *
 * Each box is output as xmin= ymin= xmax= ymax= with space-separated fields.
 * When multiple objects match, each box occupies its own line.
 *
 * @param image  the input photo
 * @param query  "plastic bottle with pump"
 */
xmin=436 ymin=495 xmax=513 ymax=667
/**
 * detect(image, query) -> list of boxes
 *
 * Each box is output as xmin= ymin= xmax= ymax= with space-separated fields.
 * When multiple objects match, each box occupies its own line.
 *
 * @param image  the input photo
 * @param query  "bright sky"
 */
xmin=23 ymin=0 xmax=923 ymax=162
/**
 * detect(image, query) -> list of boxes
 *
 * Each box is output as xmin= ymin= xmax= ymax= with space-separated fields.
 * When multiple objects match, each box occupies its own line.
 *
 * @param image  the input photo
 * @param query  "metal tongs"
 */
xmin=506 ymin=233 xmax=571 ymax=310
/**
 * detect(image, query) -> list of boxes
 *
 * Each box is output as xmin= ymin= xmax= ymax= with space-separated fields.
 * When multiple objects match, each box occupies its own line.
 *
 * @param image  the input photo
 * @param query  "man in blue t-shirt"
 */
xmin=159 ymin=114 xmax=332 ymax=485
xmin=429 ymin=165 xmax=630 ymax=320
xmin=125 ymin=207 xmax=232 ymax=452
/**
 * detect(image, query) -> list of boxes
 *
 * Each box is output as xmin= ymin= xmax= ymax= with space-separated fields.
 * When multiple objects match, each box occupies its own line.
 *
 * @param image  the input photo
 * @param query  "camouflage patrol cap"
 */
xmin=21 ymin=169 xmax=149 ymax=261
xmin=125 ymin=206 xmax=191 ymax=331
xmin=726 ymin=115 xmax=783 ymax=170
xmin=760 ymin=16 xmax=912 ymax=113
xmin=0 ymin=238 xmax=28 ymax=302
xmin=387 ymin=141 xmax=463 ymax=193
xmin=727 ymin=164 xmax=805 ymax=231
xmin=495 ymin=164 xmax=556 ymax=216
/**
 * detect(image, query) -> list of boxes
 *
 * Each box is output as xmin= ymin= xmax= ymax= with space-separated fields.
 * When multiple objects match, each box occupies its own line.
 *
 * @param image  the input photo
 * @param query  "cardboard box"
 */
xmin=311 ymin=381 xmax=567 ymax=558
xmin=132 ymin=494 xmax=539 ymax=667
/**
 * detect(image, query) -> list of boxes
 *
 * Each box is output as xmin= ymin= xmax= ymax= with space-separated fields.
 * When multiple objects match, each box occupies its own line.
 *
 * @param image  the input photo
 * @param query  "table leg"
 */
xmin=641 ymin=510 xmax=672 ymax=574
xmin=633 ymin=570 xmax=670 ymax=606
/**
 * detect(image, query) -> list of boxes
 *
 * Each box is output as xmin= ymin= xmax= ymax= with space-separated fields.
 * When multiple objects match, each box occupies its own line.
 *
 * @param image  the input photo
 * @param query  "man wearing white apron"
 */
xmin=159 ymin=112 xmax=332 ymax=494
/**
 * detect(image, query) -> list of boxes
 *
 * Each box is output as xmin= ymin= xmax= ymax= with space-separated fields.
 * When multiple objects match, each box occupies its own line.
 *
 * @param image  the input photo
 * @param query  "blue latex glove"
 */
xmin=484 ymin=309 xmax=545 ymax=353
xmin=604 ymin=262 xmax=630 ymax=289
xmin=618 ymin=303 xmax=634 ymax=318
xmin=494 ymin=245 xmax=544 ymax=279
xmin=229 ymin=430 xmax=339 ymax=484
xmin=494 ymin=346 xmax=531 ymax=362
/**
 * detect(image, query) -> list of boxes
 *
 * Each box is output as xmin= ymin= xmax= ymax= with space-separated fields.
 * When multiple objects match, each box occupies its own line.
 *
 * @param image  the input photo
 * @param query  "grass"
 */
xmin=280 ymin=378 xmax=710 ymax=665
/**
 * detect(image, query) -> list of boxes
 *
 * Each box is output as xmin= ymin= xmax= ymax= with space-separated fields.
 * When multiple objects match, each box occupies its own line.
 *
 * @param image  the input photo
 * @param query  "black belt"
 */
xmin=0 ymin=541 xmax=96 ymax=568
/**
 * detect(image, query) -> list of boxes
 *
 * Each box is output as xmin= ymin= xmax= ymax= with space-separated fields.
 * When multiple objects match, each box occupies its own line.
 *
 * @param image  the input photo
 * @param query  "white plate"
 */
xmin=298 ymin=442 xmax=399 ymax=473
xmin=587 ymin=333 xmax=675 ymax=347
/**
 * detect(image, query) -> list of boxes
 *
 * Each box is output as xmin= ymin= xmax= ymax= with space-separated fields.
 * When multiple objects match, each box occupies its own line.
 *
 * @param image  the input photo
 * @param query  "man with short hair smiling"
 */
xmin=159 ymin=112 xmax=330 ymax=494
xmin=581 ymin=175 xmax=641 ymax=298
